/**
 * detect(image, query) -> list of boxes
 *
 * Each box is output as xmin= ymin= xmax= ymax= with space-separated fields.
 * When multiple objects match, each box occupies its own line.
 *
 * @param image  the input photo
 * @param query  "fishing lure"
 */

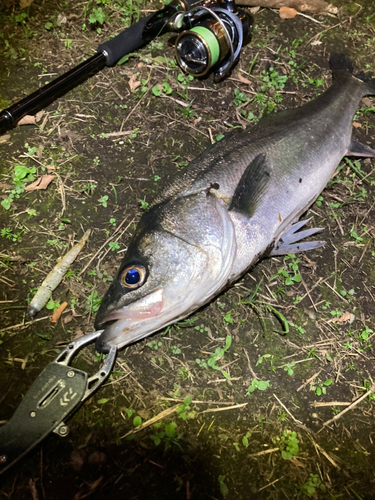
xmin=28 ymin=229 xmax=91 ymax=317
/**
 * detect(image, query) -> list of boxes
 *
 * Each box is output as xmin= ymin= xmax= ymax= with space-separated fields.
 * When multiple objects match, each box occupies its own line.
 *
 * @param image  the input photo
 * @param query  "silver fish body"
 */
xmin=95 ymin=55 xmax=375 ymax=352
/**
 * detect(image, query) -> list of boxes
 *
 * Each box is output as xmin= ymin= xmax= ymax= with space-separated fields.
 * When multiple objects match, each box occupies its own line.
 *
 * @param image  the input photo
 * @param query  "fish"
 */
xmin=94 ymin=54 xmax=375 ymax=353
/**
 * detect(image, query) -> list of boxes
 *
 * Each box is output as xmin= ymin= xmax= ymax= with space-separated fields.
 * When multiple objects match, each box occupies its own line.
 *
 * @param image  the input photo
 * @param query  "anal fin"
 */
xmin=347 ymin=137 xmax=375 ymax=157
xmin=270 ymin=218 xmax=325 ymax=256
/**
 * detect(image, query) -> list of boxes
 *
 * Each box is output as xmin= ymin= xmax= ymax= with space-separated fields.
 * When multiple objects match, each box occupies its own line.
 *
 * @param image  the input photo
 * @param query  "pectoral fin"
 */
xmin=347 ymin=137 xmax=375 ymax=157
xmin=229 ymin=153 xmax=271 ymax=217
xmin=270 ymin=218 xmax=325 ymax=256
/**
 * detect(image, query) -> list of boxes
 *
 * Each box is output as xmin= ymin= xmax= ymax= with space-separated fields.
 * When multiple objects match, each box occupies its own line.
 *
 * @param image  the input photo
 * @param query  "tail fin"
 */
xmin=329 ymin=53 xmax=375 ymax=96
xmin=355 ymin=70 xmax=375 ymax=96
xmin=329 ymin=53 xmax=353 ymax=76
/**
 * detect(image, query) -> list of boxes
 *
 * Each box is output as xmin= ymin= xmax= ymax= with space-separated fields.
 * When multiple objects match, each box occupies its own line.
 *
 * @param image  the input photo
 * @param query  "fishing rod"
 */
xmin=0 ymin=0 xmax=252 ymax=136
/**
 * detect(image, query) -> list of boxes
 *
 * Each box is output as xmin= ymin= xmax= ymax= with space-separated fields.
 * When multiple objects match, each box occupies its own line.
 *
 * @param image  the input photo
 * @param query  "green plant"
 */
xmin=108 ymin=241 xmax=120 ymax=251
xmin=46 ymin=298 xmax=61 ymax=312
xmin=169 ymin=345 xmax=181 ymax=355
xmin=256 ymin=353 xmax=275 ymax=372
xmin=195 ymin=323 xmax=209 ymax=333
xmin=123 ymin=408 xmax=136 ymax=418
xmin=152 ymin=81 xmax=172 ymax=97
xmin=176 ymin=72 xmax=194 ymax=100
xmin=134 ymin=78 xmax=149 ymax=97
xmin=359 ymin=326 xmax=373 ymax=341
xmin=195 ymin=358 xmax=207 ymax=369
xmin=218 ymin=476 xmax=229 ymax=498
xmin=315 ymin=195 xmax=324 ymax=207
xmin=98 ymin=195 xmax=109 ymax=207
xmin=86 ymin=290 xmax=102 ymax=314
xmin=150 ymin=422 xmax=183 ymax=451
xmin=2 ymin=165 xmax=37 ymax=210
xmin=133 ymin=415 xmax=142 ymax=427
xmin=118 ymin=0 xmax=143 ymax=27
xmin=89 ymin=7 xmax=106 ymax=33
xmin=207 ymin=335 xmax=232 ymax=378
xmin=177 ymin=101 xmax=197 ymax=120
xmin=47 ymin=238 xmax=69 ymax=250
xmin=233 ymin=88 xmax=250 ymax=106
xmin=176 ymin=394 xmax=195 ymax=420
xmin=277 ymin=430 xmax=299 ymax=460
xmin=242 ymin=431 xmax=252 ymax=447
xmin=223 ymin=311 xmax=234 ymax=324
xmin=283 ymin=361 xmax=296 ymax=376
xmin=1 ymin=226 xmax=24 ymax=242
xmin=310 ymin=378 xmax=333 ymax=396
xmin=148 ymin=340 xmax=163 ymax=350
xmin=11 ymin=11 xmax=34 ymax=38
xmin=246 ymin=379 xmax=270 ymax=394
xmin=362 ymin=380 xmax=375 ymax=401
xmin=298 ymin=474 xmax=326 ymax=498
xmin=260 ymin=67 xmax=288 ymax=92
xmin=138 ymin=199 xmax=149 ymax=210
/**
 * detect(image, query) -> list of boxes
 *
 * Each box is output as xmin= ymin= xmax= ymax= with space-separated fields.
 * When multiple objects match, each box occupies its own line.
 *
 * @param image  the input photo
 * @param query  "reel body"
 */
xmin=174 ymin=1 xmax=252 ymax=79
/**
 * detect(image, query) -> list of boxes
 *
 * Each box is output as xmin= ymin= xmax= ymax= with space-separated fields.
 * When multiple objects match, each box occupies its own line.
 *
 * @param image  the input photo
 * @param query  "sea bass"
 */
xmin=94 ymin=55 xmax=375 ymax=353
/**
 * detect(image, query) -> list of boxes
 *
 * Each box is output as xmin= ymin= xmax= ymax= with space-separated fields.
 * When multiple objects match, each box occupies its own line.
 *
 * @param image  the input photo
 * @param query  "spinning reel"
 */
xmin=0 ymin=0 xmax=252 ymax=134
xmin=173 ymin=0 xmax=251 ymax=79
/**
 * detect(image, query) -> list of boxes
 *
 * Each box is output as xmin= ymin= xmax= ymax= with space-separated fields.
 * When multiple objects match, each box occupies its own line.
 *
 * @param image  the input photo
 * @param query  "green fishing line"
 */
xmin=190 ymin=26 xmax=220 ymax=67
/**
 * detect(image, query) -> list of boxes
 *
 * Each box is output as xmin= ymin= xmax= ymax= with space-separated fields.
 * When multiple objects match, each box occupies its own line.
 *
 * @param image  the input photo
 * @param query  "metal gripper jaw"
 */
xmin=0 ymin=330 xmax=117 ymax=475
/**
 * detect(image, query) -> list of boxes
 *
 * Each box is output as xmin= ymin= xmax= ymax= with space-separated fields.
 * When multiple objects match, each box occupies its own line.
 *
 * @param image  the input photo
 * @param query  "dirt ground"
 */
xmin=1 ymin=0 xmax=375 ymax=499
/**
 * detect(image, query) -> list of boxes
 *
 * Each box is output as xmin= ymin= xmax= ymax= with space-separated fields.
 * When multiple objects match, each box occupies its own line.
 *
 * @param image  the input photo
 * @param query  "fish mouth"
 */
xmin=95 ymin=288 xmax=164 ymax=353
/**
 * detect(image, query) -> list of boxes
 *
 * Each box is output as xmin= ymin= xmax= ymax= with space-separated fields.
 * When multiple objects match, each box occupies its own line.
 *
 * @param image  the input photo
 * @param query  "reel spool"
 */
xmin=174 ymin=1 xmax=251 ymax=79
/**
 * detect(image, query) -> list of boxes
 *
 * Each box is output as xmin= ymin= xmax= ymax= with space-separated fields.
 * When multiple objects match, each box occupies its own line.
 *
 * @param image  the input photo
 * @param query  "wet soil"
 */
xmin=1 ymin=0 xmax=375 ymax=499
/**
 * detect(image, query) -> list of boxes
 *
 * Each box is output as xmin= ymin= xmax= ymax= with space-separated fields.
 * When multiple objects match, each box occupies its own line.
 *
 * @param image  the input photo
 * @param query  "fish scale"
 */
xmin=94 ymin=55 xmax=375 ymax=353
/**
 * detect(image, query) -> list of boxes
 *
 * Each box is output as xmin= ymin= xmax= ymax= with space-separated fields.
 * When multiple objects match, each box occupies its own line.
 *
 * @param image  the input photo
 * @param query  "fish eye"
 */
xmin=120 ymin=264 xmax=146 ymax=289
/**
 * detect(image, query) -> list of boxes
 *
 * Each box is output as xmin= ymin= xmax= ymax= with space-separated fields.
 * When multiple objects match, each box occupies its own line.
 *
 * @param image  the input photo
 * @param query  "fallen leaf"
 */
xmin=63 ymin=314 xmax=73 ymax=324
xmin=35 ymin=110 xmax=45 ymax=122
xmin=352 ymin=122 xmax=362 ymax=128
xmin=311 ymin=40 xmax=323 ymax=46
xmin=362 ymin=97 xmax=373 ymax=107
xmin=237 ymin=72 xmax=253 ymax=85
xmin=25 ymin=175 xmax=55 ymax=192
xmin=70 ymin=450 xmax=87 ymax=472
xmin=290 ymin=456 xmax=306 ymax=467
xmin=16 ymin=111 xmax=44 ymax=127
xmin=57 ymin=14 xmax=67 ymax=24
xmin=88 ymin=451 xmax=107 ymax=466
xmin=331 ymin=312 xmax=355 ymax=324
xmin=249 ymin=6 xmax=260 ymax=14
xmin=236 ymin=0 xmax=336 ymax=14
xmin=17 ymin=115 xmax=36 ymax=126
xmin=19 ymin=0 xmax=33 ymax=7
xmin=51 ymin=302 xmax=68 ymax=323
xmin=73 ymin=329 xmax=84 ymax=340
xmin=137 ymin=409 xmax=151 ymax=420
xmin=0 ymin=134 xmax=11 ymax=144
xmin=128 ymin=74 xmax=141 ymax=92
xmin=279 ymin=6 xmax=297 ymax=19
